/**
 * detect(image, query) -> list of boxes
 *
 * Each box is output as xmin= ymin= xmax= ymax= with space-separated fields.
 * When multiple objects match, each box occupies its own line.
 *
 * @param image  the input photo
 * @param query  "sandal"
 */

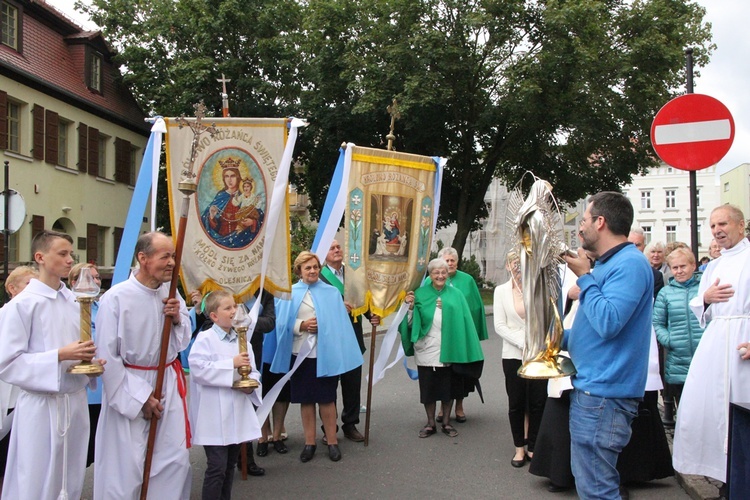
xmin=418 ymin=425 xmax=437 ymax=438
xmin=441 ymin=424 xmax=459 ymax=437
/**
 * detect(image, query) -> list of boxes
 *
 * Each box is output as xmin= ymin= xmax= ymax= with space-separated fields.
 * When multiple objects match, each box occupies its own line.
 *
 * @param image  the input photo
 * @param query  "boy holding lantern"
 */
xmin=189 ymin=289 xmax=262 ymax=500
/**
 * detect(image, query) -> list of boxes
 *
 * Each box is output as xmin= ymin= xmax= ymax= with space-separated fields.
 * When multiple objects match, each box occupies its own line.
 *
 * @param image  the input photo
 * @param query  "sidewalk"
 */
xmin=662 ymin=416 xmax=723 ymax=500
xmin=482 ymin=306 xmax=723 ymax=500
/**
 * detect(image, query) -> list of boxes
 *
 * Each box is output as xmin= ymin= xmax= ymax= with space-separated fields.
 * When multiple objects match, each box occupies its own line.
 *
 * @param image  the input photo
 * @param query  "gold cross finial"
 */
xmin=386 ymin=99 xmax=400 ymax=151
xmin=175 ymin=101 xmax=219 ymax=193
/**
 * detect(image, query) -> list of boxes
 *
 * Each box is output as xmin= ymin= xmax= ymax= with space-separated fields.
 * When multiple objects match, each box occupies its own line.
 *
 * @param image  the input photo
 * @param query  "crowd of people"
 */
xmin=0 ymin=195 xmax=746 ymax=499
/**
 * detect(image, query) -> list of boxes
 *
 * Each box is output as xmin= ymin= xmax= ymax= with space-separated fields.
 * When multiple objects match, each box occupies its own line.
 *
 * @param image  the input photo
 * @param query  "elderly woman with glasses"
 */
xmin=400 ymin=258 xmax=484 ymax=439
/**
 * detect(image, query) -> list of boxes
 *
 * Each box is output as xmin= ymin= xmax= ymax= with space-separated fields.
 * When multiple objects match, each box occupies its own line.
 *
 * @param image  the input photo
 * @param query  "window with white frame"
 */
xmin=665 ymin=189 xmax=676 ymax=208
xmin=666 ymin=224 xmax=677 ymax=243
xmin=6 ymin=99 xmax=20 ymax=153
xmin=98 ymin=134 xmax=109 ymax=177
xmin=641 ymin=191 xmax=651 ymax=209
xmin=642 ymin=226 xmax=652 ymax=245
xmin=58 ymin=119 xmax=71 ymax=167
xmin=1 ymin=1 xmax=19 ymax=51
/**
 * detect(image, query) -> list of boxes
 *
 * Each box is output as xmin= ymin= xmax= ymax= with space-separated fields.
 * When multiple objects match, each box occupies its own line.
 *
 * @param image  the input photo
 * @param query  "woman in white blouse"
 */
xmin=494 ymin=252 xmax=547 ymax=468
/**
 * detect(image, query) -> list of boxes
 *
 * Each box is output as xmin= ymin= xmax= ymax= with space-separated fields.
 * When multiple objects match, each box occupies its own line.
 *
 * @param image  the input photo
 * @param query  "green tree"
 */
xmin=80 ymin=0 xmax=712 ymax=260
xmin=298 ymin=0 xmax=712 ymax=258
xmin=78 ymin=0 xmax=302 ymax=118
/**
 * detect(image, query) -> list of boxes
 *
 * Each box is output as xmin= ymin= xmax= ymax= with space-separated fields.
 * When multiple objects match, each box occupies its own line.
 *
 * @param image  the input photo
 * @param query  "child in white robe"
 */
xmin=188 ymin=290 xmax=262 ymax=500
xmin=0 ymin=230 xmax=102 ymax=500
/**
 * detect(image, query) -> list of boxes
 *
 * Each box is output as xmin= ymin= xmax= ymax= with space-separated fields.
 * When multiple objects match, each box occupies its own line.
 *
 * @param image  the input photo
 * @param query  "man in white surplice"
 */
xmin=673 ymin=204 xmax=750 ymax=484
xmin=0 ymin=230 xmax=102 ymax=500
xmin=94 ymin=232 xmax=192 ymax=499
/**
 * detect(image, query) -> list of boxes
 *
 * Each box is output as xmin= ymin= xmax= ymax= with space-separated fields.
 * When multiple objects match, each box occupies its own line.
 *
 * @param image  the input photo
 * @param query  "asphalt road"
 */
xmin=82 ymin=316 xmax=689 ymax=499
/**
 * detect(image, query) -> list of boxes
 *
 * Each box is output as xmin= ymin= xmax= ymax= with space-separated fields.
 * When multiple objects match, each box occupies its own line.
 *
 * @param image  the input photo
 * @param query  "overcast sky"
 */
xmin=48 ymin=0 xmax=748 ymax=174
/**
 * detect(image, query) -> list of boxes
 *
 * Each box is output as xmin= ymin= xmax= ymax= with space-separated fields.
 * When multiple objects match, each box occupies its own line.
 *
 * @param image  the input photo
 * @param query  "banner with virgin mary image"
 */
xmin=345 ymin=146 xmax=439 ymax=318
xmin=165 ymin=117 xmax=292 ymax=301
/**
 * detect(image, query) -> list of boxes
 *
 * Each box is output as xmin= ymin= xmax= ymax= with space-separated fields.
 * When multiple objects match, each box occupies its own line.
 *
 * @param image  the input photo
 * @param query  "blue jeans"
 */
xmin=569 ymin=389 xmax=638 ymax=499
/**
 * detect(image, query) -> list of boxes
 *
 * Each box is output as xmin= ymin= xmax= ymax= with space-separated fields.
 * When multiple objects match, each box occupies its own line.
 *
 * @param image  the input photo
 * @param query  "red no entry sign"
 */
xmin=650 ymin=94 xmax=734 ymax=171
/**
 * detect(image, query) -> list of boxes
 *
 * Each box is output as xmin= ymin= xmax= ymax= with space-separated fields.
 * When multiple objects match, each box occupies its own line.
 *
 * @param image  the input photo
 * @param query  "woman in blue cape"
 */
xmin=270 ymin=251 xmax=362 ymax=463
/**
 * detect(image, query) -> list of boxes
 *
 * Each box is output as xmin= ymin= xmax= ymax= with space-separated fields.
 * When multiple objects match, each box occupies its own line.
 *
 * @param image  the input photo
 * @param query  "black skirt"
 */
xmin=529 ymin=391 xmax=575 ymax=488
xmin=262 ymin=362 xmax=291 ymax=403
xmin=617 ymin=390 xmax=675 ymax=483
xmin=417 ymin=366 xmax=463 ymax=404
xmin=290 ymin=356 xmax=338 ymax=404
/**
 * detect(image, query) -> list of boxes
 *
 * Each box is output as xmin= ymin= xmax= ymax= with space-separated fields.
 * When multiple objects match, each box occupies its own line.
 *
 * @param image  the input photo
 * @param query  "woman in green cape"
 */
xmin=400 ymin=258 xmax=484 ymax=438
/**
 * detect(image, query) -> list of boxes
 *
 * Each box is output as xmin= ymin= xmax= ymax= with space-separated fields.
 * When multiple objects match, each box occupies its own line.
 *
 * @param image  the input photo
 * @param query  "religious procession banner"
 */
xmin=344 ymin=146 xmax=439 ymax=318
xmin=165 ymin=117 xmax=292 ymax=302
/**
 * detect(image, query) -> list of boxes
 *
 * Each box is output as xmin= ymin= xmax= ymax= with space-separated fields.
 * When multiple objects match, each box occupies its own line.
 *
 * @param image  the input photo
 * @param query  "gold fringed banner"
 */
xmin=165 ymin=117 xmax=292 ymax=301
xmin=344 ymin=146 xmax=438 ymax=318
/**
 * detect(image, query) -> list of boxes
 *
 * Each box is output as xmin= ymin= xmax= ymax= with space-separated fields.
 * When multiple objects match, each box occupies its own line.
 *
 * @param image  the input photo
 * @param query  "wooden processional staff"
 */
xmin=140 ymin=102 xmax=217 ymax=500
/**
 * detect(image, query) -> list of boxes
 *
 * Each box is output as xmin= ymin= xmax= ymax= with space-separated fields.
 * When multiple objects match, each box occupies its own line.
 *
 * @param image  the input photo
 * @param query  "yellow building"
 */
xmin=1 ymin=0 xmax=149 ymax=277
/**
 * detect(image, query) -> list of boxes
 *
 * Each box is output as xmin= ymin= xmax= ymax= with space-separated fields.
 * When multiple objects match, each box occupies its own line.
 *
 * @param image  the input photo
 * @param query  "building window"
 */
xmin=97 ymin=226 xmax=107 ymax=265
xmin=98 ymin=134 xmax=109 ymax=177
xmin=642 ymin=226 xmax=652 ymax=245
xmin=6 ymin=100 xmax=19 ymax=153
xmin=88 ymin=50 xmax=103 ymax=93
xmin=58 ymin=119 xmax=70 ymax=167
xmin=641 ymin=191 xmax=651 ymax=209
xmin=1 ymin=1 xmax=19 ymax=51
xmin=724 ymin=182 xmax=730 ymax=192
xmin=665 ymin=189 xmax=676 ymax=208
xmin=666 ymin=224 xmax=677 ymax=243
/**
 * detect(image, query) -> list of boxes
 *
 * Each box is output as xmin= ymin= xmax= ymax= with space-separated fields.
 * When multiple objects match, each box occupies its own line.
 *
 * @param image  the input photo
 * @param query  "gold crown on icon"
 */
xmin=219 ymin=157 xmax=242 ymax=170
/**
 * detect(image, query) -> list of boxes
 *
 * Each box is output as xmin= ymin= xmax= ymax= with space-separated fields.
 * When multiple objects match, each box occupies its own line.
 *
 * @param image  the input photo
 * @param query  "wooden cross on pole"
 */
xmin=386 ymin=99 xmax=401 ymax=151
xmin=217 ymin=73 xmax=232 ymax=117
xmin=175 ymin=101 xmax=218 ymax=193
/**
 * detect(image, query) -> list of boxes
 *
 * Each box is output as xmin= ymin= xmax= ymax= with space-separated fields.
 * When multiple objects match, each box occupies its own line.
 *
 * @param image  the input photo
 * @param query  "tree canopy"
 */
xmin=80 ymin=0 xmax=713 ymax=258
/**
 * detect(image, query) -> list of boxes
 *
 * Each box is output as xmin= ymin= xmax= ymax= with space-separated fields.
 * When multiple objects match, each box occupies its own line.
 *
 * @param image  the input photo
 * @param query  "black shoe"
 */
xmin=247 ymin=462 xmax=265 ymax=476
xmin=511 ymin=455 xmax=526 ymax=468
xmin=256 ymin=441 xmax=269 ymax=457
xmin=343 ymin=426 xmax=365 ymax=442
xmin=300 ymin=444 xmax=316 ymax=463
xmin=547 ymin=482 xmax=569 ymax=493
xmin=328 ymin=444 xmax=342 ymax=462
xmin=273 ymin=440 xmax=289 ymax=454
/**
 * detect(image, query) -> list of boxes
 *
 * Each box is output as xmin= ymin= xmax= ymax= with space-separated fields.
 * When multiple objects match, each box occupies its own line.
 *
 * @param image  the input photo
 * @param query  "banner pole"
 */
xmin=364 ymin=323 xmax=378 ymax=446
xmin=140 ymin=194 xmax=190 ymax=500
xmin=141 ymin=103 xmax=215 ymax=499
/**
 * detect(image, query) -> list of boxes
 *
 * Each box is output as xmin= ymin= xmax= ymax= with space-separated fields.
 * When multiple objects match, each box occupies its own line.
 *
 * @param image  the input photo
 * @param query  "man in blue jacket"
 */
xmin=563 ymin=192 xmax=653 ymax=499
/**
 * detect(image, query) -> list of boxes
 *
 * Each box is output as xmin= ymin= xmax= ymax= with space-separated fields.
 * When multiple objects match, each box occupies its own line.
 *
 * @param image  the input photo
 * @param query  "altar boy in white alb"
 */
xmin=0 ymin=230 xmax=102 ymax=499
xmin=94 ymin=232 xmax=192 ymax=500
xmin=189 ymin=290 xmax=262 ymax=500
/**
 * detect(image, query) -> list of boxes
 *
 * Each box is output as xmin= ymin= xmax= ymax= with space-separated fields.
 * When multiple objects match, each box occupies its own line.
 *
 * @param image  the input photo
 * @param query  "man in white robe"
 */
xmin=673 ymin=205 xmax=750 ymax=483
xmin=94 ymin=232 xmax=192 ymax=500
xmin=0 ymin=230 xmax=100 ymax=499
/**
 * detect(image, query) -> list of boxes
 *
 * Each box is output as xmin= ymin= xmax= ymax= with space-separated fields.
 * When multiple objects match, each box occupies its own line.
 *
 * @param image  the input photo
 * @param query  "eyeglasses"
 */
xmin=579 ymin=215 xmax=601 ymax=226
